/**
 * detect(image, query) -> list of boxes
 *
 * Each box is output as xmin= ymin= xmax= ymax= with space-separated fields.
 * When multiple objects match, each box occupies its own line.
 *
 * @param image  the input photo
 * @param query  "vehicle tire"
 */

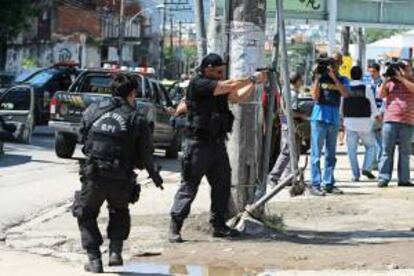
xmin=165 ymin=130 xmax=180 ymax=159
xmin=20 ymin=125 xmax=33 ymax=144
xmin=55 ymin=132 xmax=76 ymax=159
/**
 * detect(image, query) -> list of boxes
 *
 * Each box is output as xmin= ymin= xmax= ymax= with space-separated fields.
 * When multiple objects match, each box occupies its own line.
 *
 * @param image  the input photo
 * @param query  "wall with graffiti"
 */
xmin=5 ymin=42 xmax=101 ymax=73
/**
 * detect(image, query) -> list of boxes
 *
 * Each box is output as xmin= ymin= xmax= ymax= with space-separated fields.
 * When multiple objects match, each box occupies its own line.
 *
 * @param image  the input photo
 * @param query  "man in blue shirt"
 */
xmin=310 ymin=53 xmax=350 ymax=196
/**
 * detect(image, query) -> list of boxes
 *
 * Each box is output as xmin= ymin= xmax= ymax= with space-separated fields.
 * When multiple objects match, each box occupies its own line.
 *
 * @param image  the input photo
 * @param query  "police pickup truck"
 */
xmin=48 ymin=69 xmax=180 ymax=159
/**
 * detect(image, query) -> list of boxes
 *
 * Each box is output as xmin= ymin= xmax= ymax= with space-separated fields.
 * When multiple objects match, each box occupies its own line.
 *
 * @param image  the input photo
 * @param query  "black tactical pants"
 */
xmin=170 ymin=138 xmax=231 ymax=228
xmin=72 ymin=177 xmax=131 ymax=255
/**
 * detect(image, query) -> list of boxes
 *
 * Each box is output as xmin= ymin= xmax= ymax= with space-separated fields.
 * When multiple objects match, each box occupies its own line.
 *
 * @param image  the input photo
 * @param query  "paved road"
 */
xmin=0 ymin=127 xmax=179 ymax=233
xmin=0 ymin=129 xmax=79 ymax=233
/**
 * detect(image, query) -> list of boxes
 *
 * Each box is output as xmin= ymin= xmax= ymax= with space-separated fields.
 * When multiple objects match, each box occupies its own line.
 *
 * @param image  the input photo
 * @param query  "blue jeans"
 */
xmin=346 ymin=129 xmax=376 ymax=179
xmin=379 ymin=122 xmax=414 ymax=183
xmin=374 ymin=129 xmax=382 ymax=165
xmin=310 ymin=121 xmax=339 ymax=188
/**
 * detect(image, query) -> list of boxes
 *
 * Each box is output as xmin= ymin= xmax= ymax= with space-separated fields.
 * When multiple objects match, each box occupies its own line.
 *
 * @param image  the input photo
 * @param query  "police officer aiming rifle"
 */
xmin=169 ymin=53 xmax=267 ymax=242
xmin=72 ymin=73 xmax=163 ymax=273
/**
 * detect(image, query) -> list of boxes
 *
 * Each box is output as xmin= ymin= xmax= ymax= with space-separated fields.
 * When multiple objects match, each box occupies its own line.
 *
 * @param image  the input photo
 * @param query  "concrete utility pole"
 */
xmin=327 ymin=0 xmax=337 ymax=55
xmin=193 ymin=0 xmax=207 ymax=62
xmin=159 ymin=0 xmax=167 ymax=79
xmin=80 ymin=33 xmax=87 ymax=69
xmin=227 ymin=0 xmax=267 ymax=212
xmin=178 ymin=20 xmax=182 ymax=76
xmin=170 ymin=18 xmax=174 ymax=54
xmin=207 ymin=0 xmax=226 ymax=57
xmin=118 ymin=0 xmax=125 ymax=65
xmin=358 ymin=27 xmax=366 ymax=70
xmin=341 ymin=26 xmax=350 ymax=55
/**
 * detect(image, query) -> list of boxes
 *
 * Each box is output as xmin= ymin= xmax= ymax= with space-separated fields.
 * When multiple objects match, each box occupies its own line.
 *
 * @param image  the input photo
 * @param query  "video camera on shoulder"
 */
xmin=383 ymin=62 xmax=405 ymax=78
xmin=315 ymin=57 xmax=335 ymax=76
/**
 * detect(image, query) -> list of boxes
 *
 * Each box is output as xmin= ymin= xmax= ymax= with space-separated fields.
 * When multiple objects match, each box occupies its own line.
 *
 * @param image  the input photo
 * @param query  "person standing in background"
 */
xmin=309 ymin=53 xmax=350 ymax=196
xmin=377 ymin=61 xmax=414 ymax=187
xmin=342 ymin=66 xmax=378 ymax=182
xmin=368 ymin=63 xmax=384 ymax=169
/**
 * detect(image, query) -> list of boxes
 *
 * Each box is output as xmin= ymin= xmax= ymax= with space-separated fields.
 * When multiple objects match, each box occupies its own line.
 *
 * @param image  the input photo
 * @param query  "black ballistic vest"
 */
xmin=186 ymin=77 xmax=234 ymax=140
xmin=85 ymin=100 xmax=137 ymax=177
xmin=343 ymin=84 xmax=371 ymax=118
xmin=318 ymin=75 xmax=341 ymax=107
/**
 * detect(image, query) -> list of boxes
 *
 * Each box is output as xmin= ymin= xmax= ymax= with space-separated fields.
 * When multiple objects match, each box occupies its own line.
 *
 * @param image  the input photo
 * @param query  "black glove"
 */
xmin=151 ymin=171 xmax=164 ymax=190
xmin=129 ymin=183 xmax=141 ymax=203
xmin=147 ymin=163 xmax=164 ymax=190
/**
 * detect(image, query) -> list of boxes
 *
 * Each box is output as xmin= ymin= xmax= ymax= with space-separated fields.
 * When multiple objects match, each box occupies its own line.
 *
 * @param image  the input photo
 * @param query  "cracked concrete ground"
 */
xmin=1 ymin=132 xmax=414 ymax=275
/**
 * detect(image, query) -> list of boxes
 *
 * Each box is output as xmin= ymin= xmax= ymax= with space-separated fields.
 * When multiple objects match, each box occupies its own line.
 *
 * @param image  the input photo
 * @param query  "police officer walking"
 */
xmin=169 ymin=53 xmax=267 ymax=242
xmin=72 ymin=73 xmax=163 ymax=273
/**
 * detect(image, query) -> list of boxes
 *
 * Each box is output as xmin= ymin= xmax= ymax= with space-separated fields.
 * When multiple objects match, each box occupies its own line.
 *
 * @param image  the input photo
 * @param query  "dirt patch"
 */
xmin=120 ymin=186 xmax=414 ymax=271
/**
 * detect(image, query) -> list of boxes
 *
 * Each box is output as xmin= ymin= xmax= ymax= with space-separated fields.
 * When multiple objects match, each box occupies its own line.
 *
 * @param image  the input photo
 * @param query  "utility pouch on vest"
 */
xmin=209 ymin=112 xmax=223 ymax=138
xmin=79 ymin=159 xmax=98 ymax=179
xmin=95 ymin=159 xmax=128 ymax=180
xmin=208 ymin=99 xmax=234 ymax=138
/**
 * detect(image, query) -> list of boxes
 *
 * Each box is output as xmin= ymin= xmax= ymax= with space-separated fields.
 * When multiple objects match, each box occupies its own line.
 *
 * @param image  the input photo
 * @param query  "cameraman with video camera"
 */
xmin=377 ymin=60 xmax=414 ymax=188
xmin=309 ymin=53 xmax=350 ymax=196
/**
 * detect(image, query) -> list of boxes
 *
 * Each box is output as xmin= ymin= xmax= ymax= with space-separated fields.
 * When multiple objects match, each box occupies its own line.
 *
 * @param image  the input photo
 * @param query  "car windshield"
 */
xmin=15 ymin=68 xmax=43 ymax=83
xmin=0 ymin=87 xmax=31 ymax=111
xmin=80 ymin=75 xmax=113 ymax=94
xmin=24 ymin=69 xmax=56 ymax=86
xmin=0 ymin=75 xmax=15 ymax=88
xmin=77 ymin=73 xmax=142 ymax=95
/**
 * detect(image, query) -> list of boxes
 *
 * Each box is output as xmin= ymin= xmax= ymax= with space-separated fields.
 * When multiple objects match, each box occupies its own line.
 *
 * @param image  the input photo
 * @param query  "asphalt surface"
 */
xmin=0 ymin=128 xmax=79 ymax=233
xmin=0 ymin=126 xmax=179 ymax=234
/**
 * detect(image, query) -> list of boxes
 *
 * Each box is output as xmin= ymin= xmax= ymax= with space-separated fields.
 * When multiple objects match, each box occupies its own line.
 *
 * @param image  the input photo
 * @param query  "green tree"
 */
xmin=0 ymin=0 xmax=38 ymax=69
xmin=366 ymin=28 xmax=407 ymax=44
xmin=163 ymin=45 xmax=197 ymax=78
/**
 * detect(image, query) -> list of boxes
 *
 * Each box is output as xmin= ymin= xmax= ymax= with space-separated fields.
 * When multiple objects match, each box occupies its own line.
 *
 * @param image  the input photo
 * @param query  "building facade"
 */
xmin=5 ymin=0 xmax=160 ymax=73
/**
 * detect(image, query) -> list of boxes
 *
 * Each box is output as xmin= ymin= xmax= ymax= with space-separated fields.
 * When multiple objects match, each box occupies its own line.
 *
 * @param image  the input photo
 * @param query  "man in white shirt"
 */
xmin=342 ymin=66 xmax=379 ymax=181
xmin=368 ymin=63 xmax=384 ymax=168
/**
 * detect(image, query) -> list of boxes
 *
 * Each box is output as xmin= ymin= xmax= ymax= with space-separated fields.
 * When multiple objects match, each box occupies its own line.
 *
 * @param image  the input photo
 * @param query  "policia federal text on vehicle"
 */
xmin=71 ymin=73 xmax=163 ymax=273
xmin=169 ymin=53 xmax=267 ymax=242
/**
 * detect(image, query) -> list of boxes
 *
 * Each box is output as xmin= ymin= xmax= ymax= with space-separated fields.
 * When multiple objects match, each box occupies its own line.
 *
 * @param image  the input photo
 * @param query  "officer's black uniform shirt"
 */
xmin=186 ymin=75 xmax=229 ymax=139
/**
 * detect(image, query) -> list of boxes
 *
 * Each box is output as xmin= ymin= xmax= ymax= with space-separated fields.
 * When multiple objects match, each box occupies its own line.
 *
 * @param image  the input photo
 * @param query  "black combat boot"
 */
xmin=168 ymin=218 xmax=183 ymax=243
xmin=212 ymin=224 xmax=241 ymax=238
xmin=108 ymin=239 xmax=123 ymax=266
xmin=84 ymin=250 xmax=103 ymax=273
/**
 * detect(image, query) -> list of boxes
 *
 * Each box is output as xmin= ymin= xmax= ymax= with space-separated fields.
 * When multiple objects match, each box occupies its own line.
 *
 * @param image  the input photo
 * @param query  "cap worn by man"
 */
xmin=199 ymin=53 xmax=227 ymax=70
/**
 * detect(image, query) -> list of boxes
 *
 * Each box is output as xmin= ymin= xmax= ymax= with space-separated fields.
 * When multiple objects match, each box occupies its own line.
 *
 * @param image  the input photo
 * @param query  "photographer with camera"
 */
xmin=377 ymin=60 xmax=414 ymax=188
xmin=309 ymin=53 xmax=350 ymax=196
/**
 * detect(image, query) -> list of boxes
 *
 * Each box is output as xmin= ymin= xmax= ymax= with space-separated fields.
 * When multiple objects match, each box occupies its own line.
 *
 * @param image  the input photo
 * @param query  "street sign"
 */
xmin=266 ymin=0 xmax=327 ymax=21
xmin=223 ymin=0 xmax=414 ymax=27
